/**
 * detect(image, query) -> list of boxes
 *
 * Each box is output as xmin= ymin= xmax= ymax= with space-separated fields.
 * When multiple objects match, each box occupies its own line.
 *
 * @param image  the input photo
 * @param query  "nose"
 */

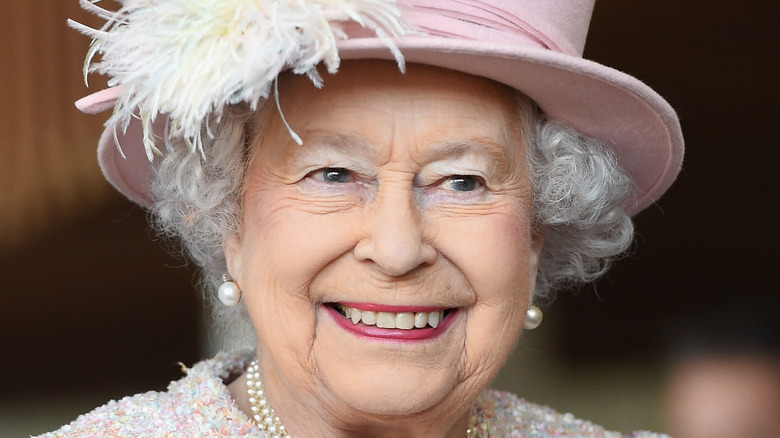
xmin=353 ymin=186 xmax=437 ymax=277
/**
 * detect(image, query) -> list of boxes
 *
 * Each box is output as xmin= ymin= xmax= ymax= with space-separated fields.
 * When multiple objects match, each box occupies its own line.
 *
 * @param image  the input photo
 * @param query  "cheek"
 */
xmin=239 ymin=189 xmax=365 ymax=370
xmin=432 ymin=205 xmax=532 ymax=374
xmin=432 ymin=205 xmax=533 ymax=302
xmin=242 ymin=188 xmax=361 ymax=292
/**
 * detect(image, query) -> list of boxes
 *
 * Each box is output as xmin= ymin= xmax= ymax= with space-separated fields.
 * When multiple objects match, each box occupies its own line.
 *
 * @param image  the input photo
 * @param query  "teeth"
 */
xmin=351 ymin=308 xmax=360 ymax=325
xmin=428 ymin=311 xmax=440 ymax=328
xmin=338 ymin=305 xmax=445 ymax=330
xmin=396 ymin=312 xmax=415 ymax=329
xmin=414 ymin=312 xmax=427 ymax=328
xmin=376 ymin=312 xmax=395 ymax=328
xmin=362 ymin=310 xmax=377 ymax=325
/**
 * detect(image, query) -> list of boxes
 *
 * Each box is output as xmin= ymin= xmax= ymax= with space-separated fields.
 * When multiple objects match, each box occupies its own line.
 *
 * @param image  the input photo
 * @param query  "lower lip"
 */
xmin=324 ymin=306 xmax=458 ymax=341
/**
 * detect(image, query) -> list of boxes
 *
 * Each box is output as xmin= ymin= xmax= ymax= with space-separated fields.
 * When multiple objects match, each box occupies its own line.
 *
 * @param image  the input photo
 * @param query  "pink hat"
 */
xmin=74 ymin=0 xmax=683 ymax=215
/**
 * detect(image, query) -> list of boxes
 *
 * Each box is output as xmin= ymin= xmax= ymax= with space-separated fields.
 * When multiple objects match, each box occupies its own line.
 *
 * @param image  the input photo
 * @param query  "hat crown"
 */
xmin=405 ymin=0 xmax=595 ymax=55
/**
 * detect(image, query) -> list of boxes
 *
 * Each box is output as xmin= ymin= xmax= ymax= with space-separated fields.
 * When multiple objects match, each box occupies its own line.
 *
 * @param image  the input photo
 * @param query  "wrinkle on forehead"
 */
xmin=289 ymin=130 xmax=382 ymax=163
xmin=261 ymin=61 xmax=531 ymax=164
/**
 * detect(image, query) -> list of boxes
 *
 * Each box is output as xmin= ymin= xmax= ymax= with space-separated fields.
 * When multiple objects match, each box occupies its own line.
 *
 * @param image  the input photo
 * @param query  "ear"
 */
xmin=528 ymin=225 xmax=546 ymax=295
xmin=223 ymin=234 xmax=243 ymax=281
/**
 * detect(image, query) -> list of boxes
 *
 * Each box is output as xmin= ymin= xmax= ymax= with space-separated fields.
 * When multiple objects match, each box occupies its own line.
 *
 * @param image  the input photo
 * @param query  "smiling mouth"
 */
xmin=328 ymin=303 xmax=454 ymax=330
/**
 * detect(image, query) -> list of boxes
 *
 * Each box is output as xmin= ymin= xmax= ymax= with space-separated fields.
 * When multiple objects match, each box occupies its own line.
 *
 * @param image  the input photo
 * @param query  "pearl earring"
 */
xmin=218 ymin=274 xmax=242 ymax=307
xmin=523 ymin=304 xmax=543 ymax=330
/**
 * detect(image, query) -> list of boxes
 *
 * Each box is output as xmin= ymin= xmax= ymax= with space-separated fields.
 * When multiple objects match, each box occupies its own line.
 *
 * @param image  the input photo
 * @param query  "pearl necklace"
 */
xmin=245 ymin=360 xmax=289 ymax=438
xmin=245 ymin=359 xmax=483 ymax=437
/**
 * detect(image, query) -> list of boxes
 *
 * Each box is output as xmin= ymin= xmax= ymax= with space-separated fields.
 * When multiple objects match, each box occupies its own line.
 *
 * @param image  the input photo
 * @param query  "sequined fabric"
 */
xmin=470 ymin=390 xmax=668 ymax=437
xmin=35 ymin=352 xmax=669 ymax=437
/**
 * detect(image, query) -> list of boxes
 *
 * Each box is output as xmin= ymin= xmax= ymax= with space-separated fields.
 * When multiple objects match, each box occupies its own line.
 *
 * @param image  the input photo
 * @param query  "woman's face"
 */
xmin=226 ymin=61 xmax=543 ymax=428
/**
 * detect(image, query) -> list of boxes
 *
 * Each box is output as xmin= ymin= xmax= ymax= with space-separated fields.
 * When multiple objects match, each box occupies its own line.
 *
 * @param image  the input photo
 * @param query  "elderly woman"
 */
xmin=41 ymin=0 xmax=682 ymax=436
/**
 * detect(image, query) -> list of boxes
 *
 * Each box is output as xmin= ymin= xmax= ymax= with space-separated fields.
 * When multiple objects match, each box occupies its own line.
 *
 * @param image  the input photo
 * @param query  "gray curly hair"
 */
xmin=150 ymin=91 xmax=633 ymax=350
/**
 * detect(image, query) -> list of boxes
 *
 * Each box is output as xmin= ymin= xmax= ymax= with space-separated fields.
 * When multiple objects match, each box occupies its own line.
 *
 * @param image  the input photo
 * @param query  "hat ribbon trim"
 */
xmin=401 ymin=0 xmax=574 ymax=55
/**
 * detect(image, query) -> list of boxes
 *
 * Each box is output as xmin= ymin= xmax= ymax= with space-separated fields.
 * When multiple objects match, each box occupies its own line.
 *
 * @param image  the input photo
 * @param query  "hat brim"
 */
xmin=82 ymin=35 xmax=683 ymax=215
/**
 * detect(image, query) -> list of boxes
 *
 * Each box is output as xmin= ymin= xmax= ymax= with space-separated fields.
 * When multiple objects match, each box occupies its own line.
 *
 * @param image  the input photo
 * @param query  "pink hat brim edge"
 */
xmin=82 ymin=36 xmax=684 ymax=215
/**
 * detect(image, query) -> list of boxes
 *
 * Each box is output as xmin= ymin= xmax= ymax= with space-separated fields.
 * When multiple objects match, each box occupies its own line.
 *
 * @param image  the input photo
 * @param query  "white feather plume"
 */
xmin=69 ymin=0 xmax=411 ymax=160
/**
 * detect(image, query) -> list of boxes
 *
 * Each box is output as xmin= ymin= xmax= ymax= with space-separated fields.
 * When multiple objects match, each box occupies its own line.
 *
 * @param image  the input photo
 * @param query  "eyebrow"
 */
xmin=423 ymin=138 xmax=513 ymax=176
xmin=297 ymin=131 xmax=381 ymax=161
xmin=294 ymin=130 xmax=514 ymax=175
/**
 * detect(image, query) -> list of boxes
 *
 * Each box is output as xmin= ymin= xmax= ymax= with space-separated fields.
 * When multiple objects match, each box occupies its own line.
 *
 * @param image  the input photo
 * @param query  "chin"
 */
xmin=321 ymin=363 xmax=461 ymax=417
xmin=311 ymin=310 xmax=470 ymax=418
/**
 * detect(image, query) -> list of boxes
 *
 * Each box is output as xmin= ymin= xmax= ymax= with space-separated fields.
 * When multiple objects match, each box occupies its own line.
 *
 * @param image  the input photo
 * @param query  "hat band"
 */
xmin=396 ymin=0 xmax=576 ymax=55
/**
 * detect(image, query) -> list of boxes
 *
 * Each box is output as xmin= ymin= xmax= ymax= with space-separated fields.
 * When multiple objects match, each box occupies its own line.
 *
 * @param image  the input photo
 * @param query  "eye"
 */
xmin=320 ymin=167 xmax=353 ymax=183
xmin=297 ymin=166 xmax=371 ymax=201
xmin=442 ymin=175 xmax=482 ymax=192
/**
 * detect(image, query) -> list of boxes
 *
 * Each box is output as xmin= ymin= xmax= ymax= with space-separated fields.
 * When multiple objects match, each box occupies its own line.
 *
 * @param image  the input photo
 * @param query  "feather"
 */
xmin=71 ymin=0 xmax=412 ymax=160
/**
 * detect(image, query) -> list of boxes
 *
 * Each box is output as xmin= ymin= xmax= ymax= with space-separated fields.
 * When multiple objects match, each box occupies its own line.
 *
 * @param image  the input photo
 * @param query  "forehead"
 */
xmin=256 ymin=61 xmax=529 ymax=163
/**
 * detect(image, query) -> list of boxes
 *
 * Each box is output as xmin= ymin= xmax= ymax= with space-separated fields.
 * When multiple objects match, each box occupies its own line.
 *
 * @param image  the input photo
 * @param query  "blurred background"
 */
xmin=1 ymin=1 xmax=777 ymax=437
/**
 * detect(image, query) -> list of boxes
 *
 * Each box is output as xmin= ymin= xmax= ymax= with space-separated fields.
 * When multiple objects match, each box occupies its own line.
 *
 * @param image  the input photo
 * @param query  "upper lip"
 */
xmin=335 ymin=301 xmax=452 ymax=313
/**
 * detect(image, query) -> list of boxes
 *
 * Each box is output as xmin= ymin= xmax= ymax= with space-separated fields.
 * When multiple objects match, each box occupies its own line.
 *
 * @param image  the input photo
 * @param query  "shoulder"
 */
xmin=34 ymin=352 xmax=260 ymax=438
xmin=476 ymin=389 xmax=670 ymax=438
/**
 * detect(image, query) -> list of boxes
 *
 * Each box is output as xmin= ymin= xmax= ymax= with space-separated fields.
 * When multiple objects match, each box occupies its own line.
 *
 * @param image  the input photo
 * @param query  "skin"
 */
xmin=225 ymin=61 xmax=544 ymax=437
